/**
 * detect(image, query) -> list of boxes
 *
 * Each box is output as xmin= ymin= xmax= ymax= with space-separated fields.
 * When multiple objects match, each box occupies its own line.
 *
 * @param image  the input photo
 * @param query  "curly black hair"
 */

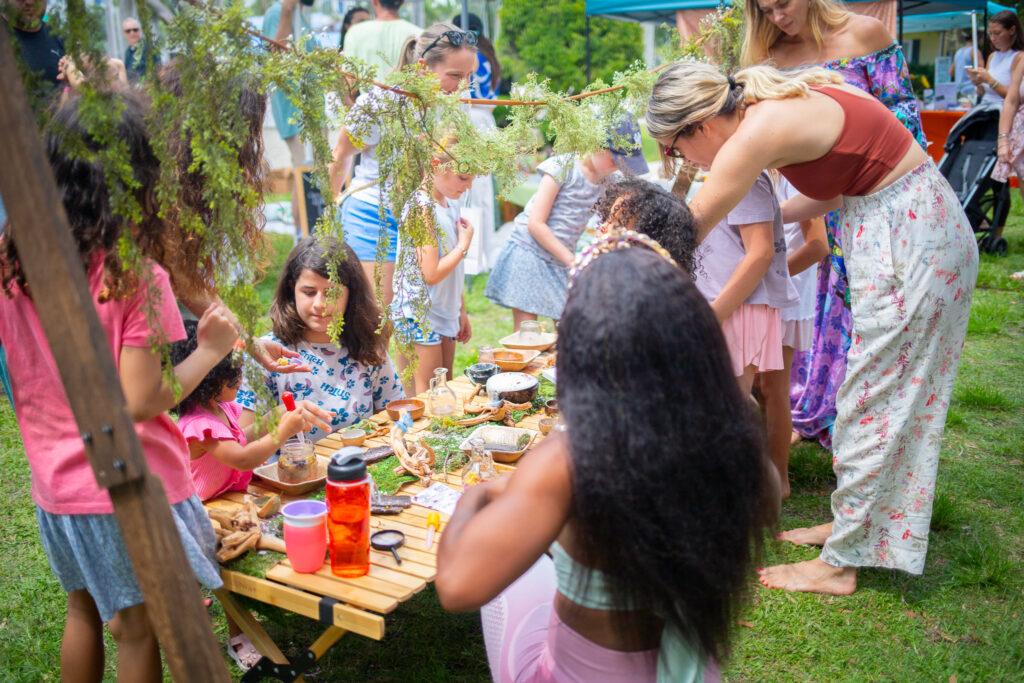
xmin=2 ymin=90 xmax=164 ymax=301
xmin=558 ymin=246 xmax=772 ymax=665
xmin=169 ymin=319 xmax=242 ymax=417
xmin=594 ymin=177 xmax=697 ymax=274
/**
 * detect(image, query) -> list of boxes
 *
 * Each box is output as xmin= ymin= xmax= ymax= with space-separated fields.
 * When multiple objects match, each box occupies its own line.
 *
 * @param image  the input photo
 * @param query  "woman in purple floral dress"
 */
xmin=743 ymin=0 xmax=926 ymax=447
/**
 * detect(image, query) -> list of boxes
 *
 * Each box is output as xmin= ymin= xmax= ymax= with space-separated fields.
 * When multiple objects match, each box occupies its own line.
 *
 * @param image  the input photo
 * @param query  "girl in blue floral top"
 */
xmin=236 ymin=238 xmax=404 ymax=441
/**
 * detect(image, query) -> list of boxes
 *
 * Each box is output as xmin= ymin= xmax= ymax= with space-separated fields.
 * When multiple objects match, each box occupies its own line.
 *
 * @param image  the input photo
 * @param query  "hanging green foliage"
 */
xmin=10 ymin=0 xmax=740 ymax=417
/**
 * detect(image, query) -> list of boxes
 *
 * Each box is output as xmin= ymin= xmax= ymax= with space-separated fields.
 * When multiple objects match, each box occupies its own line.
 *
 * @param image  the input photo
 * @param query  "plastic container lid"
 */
xmin=328 ymin=447 xmax=367 ymax=482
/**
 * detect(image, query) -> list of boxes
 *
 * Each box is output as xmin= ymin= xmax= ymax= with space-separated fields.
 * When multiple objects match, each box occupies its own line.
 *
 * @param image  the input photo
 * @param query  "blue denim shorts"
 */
xmin=393 ymin=317 xmax=448 ymax=346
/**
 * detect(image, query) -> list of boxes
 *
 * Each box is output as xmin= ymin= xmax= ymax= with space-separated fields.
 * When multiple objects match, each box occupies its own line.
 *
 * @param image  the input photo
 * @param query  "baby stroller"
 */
xmin=937 ymin=103 xmax=1011 ymax=256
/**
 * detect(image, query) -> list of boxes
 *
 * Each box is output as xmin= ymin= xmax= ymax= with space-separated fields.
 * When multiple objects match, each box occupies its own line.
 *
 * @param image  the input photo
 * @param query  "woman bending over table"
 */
xmin=436 ymin=234 xmax=779 ymax=682
xmin=742 ymin=0 xmax=926 ymax=448
xmin=646 ymin=62 xmax=977 ymax=594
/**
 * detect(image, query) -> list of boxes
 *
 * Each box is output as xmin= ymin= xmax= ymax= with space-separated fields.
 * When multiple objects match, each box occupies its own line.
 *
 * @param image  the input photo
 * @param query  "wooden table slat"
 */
xmin=369 ymin=548 xmax=437 ymax=578
xmin=369 ymin=516 xmax=441 ymax=542
xmin=279 ymin=556 xmax=429 ymax=591
xmin=221 ymin=570 xmax=386 ymax=639
xmin=265 ymin=564 xmax=405 ymax=612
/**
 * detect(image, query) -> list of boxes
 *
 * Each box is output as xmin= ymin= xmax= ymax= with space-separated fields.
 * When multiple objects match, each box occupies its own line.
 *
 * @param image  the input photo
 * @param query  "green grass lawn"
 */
xmin=2 ymin=207 xmax=1024 ymax=680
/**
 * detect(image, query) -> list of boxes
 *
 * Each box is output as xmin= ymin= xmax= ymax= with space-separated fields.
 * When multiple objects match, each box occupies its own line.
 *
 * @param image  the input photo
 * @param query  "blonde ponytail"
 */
xmin=646 ymin=61 xmax=842 ymax=141
xmin=734 ymin=64 xmax=842 ymax=101
xmin=396 ymin=34 xmax=419 ymax=71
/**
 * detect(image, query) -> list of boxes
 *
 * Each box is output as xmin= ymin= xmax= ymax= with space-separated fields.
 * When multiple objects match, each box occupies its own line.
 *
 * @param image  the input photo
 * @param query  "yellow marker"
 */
xmin=424 ymin=512 xmax=440 ymax=551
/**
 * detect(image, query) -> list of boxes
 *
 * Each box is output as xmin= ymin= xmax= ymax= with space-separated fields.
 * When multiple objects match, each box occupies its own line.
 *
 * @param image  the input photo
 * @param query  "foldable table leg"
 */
xmin=308 ymin=625 xmax=347 ymax=660
xmin=217 ymin=589 xmax=350 ymax=682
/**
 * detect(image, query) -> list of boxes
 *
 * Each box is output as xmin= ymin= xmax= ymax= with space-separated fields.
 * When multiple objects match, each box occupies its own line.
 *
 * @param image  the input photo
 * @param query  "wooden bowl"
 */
xmin=386 ymin=398 xmax=426 ymax=422
xmin=492 ymin=348 xmax=540 ymax=372
xmin=544 ymin=399 xmax=558 ymax=416
xmin=538 ymin=417 xmax=558 ymax=435
xmin=340 ymin=428 xmax=366 ymax=446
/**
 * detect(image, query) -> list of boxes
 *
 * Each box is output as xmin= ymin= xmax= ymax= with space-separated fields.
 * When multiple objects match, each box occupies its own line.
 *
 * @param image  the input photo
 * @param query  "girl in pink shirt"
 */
xmin=0 ymin=93 xmax=239 ymax=680
xmin=170 ymin=319 xmax=311 ymax=501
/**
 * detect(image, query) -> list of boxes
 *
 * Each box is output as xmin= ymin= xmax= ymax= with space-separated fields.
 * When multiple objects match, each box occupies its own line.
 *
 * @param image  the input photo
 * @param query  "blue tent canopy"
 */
xmin=586 ymin=0 xmax=992 ymax=25
xmin=905 ymin=2 xmax=1014 ymax=33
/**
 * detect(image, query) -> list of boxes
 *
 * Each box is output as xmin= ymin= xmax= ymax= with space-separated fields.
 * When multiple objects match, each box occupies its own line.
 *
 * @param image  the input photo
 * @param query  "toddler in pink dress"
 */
xmin=171 ymin=320 xmax=312 ymax=501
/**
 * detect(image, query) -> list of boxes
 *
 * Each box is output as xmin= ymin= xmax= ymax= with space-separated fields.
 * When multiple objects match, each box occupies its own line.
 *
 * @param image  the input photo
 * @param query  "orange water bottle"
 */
xmin=325 ymin=448 xmax=371 ymax=577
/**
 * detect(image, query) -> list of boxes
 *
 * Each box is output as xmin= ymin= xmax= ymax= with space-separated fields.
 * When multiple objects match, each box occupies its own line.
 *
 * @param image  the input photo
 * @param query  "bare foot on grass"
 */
xmin=776 ymin=521 xmax=833 ymax=546
xmin=790 ymin=430 xmax=802 ymax=445
xmin=758 ymin=558 xmax=857 ymax=595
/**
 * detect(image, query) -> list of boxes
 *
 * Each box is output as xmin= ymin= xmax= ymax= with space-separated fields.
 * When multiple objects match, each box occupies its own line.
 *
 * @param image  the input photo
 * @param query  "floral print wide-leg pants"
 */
xmin=821 ymin=161 xmax=978 ymax=574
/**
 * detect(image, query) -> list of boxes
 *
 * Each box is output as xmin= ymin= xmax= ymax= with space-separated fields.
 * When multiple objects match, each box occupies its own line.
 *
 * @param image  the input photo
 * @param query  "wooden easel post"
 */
xmin=294 ymin=166 xmax=310 ymax=238
xmin=0 ymin=31 xmax=229 ymax=681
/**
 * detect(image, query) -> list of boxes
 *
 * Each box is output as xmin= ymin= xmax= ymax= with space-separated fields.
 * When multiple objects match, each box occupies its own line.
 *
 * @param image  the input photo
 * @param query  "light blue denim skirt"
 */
xmin=484 ymin=240 xmax=570 ymax=320
xmin=340 ymin=196 xmax=399 ymax=262
xmin=36 ymin=494 xmax=223 ymax=622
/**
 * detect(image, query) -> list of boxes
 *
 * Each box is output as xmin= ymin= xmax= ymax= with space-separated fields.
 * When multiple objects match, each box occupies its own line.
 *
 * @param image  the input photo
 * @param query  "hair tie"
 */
xmin=727 ymin=75 xmax=737 ymax=90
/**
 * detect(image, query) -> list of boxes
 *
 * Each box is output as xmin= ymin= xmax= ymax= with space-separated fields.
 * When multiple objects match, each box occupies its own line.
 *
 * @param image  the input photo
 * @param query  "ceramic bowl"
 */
xmin=386 ymin=398 xmax=426 ymax=422
xmin=485 ymin=372 xmax=539 ymax=404
xmin=340 ymin=428 xmax=366 ymax=446
xmin=459 ymin=425 xmax=537 ymax=464
xmin=464 ymin=362 xmax=501 ymax=385
xmin=544 ymin=399 xmax=558 ymax=416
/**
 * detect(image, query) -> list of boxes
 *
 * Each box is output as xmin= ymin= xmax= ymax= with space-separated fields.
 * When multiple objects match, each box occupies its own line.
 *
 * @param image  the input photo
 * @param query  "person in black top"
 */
xmin=2 ymin=0 xmax=65 ymax=102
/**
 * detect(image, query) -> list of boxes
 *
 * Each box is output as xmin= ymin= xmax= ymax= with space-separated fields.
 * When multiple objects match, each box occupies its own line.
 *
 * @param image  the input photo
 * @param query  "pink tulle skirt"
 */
xmin=719 ymin=304 xmax=784 ymax=376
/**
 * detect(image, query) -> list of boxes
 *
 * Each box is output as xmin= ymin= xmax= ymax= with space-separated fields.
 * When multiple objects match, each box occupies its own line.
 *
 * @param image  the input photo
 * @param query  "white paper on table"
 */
xmin=411 ymin=482 xmax=463 ymax=516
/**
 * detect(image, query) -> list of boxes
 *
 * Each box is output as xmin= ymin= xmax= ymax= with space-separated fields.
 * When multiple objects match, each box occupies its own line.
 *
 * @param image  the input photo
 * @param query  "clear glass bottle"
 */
xmin=428 ymin=367 xmax=457 ymax=416
xmin=462 ymin=437 xmax=497 ymax=487
xmin=477 ymin=345 xmax=495 ymax=364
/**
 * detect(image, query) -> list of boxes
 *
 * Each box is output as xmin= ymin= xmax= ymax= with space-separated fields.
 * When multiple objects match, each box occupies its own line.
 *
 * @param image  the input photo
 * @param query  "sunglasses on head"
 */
xmin=421 ymin=30 xmax=478 ymax=58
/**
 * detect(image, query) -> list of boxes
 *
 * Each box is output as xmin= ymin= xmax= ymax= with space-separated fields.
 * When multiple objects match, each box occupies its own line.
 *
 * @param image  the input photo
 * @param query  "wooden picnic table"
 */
xmin=207 ymin=352 xmax=554 ymax=681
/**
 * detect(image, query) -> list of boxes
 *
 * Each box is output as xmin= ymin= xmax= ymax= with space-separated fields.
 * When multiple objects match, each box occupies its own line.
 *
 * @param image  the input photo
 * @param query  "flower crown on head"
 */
xmin=568 ymin=229 xmax=679 ymax=289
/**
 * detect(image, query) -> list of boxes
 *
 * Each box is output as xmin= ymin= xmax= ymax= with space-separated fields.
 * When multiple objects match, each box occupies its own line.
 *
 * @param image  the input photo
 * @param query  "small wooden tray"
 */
xmin=253 ymin=454 xmax=331 ymax=495
xmin=492 ymin=349 xmax=541 ymax=372
xmin=499 ymin=331 xmax=557 ymax=352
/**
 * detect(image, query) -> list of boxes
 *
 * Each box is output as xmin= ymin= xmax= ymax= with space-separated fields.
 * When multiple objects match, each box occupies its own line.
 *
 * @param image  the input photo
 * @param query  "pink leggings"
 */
xmin=481 ymin=556 xmax=660 ymax=683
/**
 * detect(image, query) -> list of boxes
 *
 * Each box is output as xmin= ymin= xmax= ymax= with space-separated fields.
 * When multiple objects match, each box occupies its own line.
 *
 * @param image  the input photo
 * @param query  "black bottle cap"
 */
xmin=328 ymin=448 xmax=367 ymax=482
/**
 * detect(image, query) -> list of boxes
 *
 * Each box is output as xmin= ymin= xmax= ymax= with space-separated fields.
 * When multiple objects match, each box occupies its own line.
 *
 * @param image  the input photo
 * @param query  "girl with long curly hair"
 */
xmin=1 ymin=91 xmax=239 ymax=681
xmin=436 ymin=232 xmax=779 ymax=682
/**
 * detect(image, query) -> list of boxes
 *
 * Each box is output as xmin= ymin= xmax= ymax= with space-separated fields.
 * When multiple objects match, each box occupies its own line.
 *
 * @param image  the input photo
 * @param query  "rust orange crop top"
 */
xmin=777 ymin=85 xmax=914 ymax=200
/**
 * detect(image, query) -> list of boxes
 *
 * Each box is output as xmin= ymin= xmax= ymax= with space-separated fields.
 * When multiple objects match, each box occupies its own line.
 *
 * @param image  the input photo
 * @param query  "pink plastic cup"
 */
xmin=281 ymin=500 xmax=328 ymax=573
